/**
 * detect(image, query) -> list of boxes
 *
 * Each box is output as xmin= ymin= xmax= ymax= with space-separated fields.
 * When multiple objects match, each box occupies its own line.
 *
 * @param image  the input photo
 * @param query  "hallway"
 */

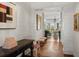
xmin=38 ymin=37 xmax=64 ymax=57
xmin=0 ymin=2 xmax=78 ymax=57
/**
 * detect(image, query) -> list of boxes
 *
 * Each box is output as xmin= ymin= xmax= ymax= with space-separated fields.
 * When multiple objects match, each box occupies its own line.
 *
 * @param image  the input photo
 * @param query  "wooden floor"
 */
xmin=37 ymin=37 xmax=64 ymax=57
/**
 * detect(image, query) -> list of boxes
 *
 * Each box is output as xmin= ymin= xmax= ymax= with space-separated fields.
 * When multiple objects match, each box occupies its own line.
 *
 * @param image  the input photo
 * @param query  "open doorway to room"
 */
xmin=44 ymin=8 xmax=62 ymax=41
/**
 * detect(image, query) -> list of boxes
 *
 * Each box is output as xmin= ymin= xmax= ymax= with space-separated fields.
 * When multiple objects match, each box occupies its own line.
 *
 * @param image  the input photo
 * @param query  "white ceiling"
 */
xmin=44 ymin=11 xmax=60 ymax=19
xmin=29 ymin=2 xmax=76 ymax=9
xmin=15 ymin=2 xmax=77 ymax=24
xmin=15 ymin=2 xmax=76 ymax=9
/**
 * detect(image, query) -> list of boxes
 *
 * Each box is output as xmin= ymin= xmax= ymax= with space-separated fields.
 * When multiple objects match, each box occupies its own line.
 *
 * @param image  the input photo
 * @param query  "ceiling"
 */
xmin=29 ymin=2 xmax=76 ymax=9
xmin=15 ymin=2 xmax=76 ymax=10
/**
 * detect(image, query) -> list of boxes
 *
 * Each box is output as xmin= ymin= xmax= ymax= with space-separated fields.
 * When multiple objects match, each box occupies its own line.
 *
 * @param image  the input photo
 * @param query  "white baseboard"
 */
xmin=73 ymin=52 xmax=79 ymax=57
xmin=64 ymin=51 xmax=73 ymax=55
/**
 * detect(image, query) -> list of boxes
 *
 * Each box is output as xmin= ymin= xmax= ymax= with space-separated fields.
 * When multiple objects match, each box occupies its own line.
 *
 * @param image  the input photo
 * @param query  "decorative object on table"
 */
xmin=74 ymin=13 xmax=79 ymax=31
xmin=36 ymin=14 xmax=43 ymax=30
xmin=33 ymin=40 xmax=40 ymax=57
xmin=0 ymin=2 xmax=16 ymax=28
xmin=24 ymin=48 xmax=31 ymax=56
xmin=2 ymin=37 xmax=17 ymax=49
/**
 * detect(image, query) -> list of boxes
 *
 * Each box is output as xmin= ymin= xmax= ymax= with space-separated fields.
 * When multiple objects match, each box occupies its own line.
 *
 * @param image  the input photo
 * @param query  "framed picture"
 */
xmin=74 ymin=13 xmax=79 ymax=31
xmin=0 ymin=2 xmax=16 ymax=28
xmin=36 ymin=14 xmax=42 ymax=30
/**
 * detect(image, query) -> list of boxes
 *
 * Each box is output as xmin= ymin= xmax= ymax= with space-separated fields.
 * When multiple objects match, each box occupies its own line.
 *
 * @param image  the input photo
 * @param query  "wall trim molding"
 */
xmin=64 ymin=51 xmax=73 ymax=55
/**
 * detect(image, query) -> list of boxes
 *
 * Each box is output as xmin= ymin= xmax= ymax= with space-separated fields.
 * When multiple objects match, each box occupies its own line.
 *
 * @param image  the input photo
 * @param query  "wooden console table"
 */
xmin=0 ymin=39 xmax=33 ymax=57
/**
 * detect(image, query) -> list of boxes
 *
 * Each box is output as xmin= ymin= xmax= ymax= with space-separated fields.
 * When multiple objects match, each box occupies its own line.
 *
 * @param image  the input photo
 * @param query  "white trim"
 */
xmin=64 ymin=51 xmax=73 ymax=55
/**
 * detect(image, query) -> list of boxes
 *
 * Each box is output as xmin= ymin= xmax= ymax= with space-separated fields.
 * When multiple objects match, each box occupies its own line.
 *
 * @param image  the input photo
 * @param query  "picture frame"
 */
xmin=0 ymin=2 xmax=16 ymax=28
xmin=74 ymin=13 xmax=79 ymax=31
xmin=36 ymin=14 xmax=42 ymax=30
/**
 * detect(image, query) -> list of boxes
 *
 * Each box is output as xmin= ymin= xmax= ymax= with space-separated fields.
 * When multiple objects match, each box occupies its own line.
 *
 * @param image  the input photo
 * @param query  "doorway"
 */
xmin=44 ymin=8 xmax=62 ymax=41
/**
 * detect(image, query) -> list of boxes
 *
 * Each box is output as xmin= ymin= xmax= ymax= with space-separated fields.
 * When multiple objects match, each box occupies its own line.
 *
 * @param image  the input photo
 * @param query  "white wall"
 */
xmin=0 ymin=2 xmax=32 ymax=47
xmin=73 ymin=3 xmax=79 ymax=57
xmin=29 ymin=9 xmax=44 ymax=40
xmin=16 ymin=3 xmax=32 ymax=40
xmin=61 ymin=4 xmax=76 ymax=55
xmin=35 ymin=11 xmax=44 ymax=40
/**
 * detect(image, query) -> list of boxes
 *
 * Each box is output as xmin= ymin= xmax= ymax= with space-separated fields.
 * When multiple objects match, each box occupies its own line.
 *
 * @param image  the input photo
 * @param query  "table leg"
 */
xmin=30 ymin=44 xmax=33 ymax=57
xmin=22 ymin=50 xmax=25 ymax=57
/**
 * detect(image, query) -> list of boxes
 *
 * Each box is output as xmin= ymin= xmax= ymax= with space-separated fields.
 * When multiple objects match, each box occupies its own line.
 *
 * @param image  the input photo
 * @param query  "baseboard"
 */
xmin=73 ymin=52 xmax=79 ymax=57
xmin=64 ymin=51 xmax=74 ymax=57
xmin=64 ymin=51 xmax=73 ymax=55
xmin=64 ymin=54 xmax=74 ymax=57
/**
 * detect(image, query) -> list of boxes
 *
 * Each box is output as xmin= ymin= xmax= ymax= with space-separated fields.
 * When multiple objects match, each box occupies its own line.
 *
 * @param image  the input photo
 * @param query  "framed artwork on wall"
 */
xmin=0 ymin=2 xmax=16 ymax=28
xmin=74 ymin=13 xmax=79 ymax=31
xmin=36 ymin=14 xmax=42 ymax=30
